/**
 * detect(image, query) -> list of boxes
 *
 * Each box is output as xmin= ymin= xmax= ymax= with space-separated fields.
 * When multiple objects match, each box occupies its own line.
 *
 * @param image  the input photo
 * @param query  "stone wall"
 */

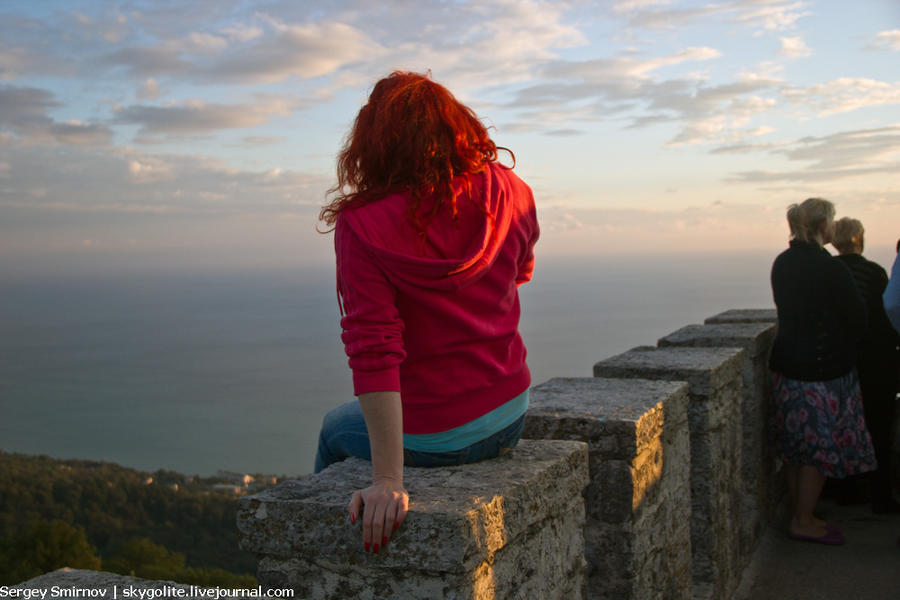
xmin=523 ymin=377 xmax=692 ymax=600
xmin=515 ymin=309 xmax=779 ymax=600
xmin=238 ymin=439 xmax=590 ymax=600
xmin=657 ymin=320 xmax=778 ymax=563
xmin=594 ymin=345 xmax=745 ymax=600
xmin=19 ymin=308 xmax=785 ymax=600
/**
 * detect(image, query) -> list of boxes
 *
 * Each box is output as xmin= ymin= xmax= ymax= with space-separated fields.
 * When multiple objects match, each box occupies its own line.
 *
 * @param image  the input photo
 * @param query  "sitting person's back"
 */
xmin=335 ymin=162 xmax=536 ymax=437
xmin=315 ymin=71 xmax=539 ymax=555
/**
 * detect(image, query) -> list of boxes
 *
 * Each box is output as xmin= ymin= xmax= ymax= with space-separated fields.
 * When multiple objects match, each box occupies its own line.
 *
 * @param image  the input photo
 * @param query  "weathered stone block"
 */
xmin=658 ymin=323 xmax=775 ymax=360
xmin=704 ymin=309 xmax=776 ymax=324
xmin=593 ymin=346 xmax=744 ymax=600
xmin=524 ymin=377 xmax=692 ymax=600
xmin=658 ymin=322 xmax=778 ymax=566
xmin=237 ymin=439 xmax=589 ymax=600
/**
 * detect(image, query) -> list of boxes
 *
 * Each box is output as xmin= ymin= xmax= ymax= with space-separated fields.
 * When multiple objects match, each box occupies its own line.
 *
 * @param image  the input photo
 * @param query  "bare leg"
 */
xmin=785 ymin=463 xmax=799 ymax=516
xmin=789 ymin=465 xmax=827 ymax=537
xmin=785 ymin=462 xmax=829 ymax=530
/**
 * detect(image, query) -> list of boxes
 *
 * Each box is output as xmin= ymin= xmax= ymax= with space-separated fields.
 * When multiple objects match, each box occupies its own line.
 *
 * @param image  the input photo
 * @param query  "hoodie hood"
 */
xmin=339 ymin=162 xmax=514 ymax=291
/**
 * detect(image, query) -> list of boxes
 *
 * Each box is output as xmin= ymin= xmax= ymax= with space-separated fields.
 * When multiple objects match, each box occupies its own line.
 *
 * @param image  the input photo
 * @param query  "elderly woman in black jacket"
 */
xmin=832 ymin=217 xmax=900 ymax=513
xmin=769 ymin=198 xmax=877 ymax=545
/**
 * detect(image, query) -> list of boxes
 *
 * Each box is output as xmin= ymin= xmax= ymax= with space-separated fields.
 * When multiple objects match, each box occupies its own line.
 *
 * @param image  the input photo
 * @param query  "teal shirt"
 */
xmin=402 ymin=389 xmax=529 ymax=452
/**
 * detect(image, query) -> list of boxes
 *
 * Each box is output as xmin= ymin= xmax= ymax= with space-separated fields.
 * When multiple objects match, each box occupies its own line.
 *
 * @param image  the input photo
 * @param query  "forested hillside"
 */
xmin=0 ymin=452 xmax=280 ymax=585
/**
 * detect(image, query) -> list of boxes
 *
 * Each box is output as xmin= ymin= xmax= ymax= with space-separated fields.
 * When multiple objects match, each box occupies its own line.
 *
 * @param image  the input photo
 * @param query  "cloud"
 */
xmin=867 ymin=29 xmax=900 ymax=52
xmin=507 ymin=47 xmax=723 ymax=116
xmin=101 ymin=45 xmax=189 ymax=77
xmin=711 ymin=133 xmax=779 ymax=155
xmin=619 ymin=3 xmax=723 ymax=30
xmin=0 ymin=44 xmax=43 ymax=81
xmin=502 ymin=43 xmax=785 ymax=144
xmin=70 ymin=4 xmax=131 ymax=43
xmin=779 ymin=126 xmax=900 ymax=170
xmin=0 ymin=14 xmax=79 ymax=80
xmin=197 ymin=18 xmax=383 ymax=84
xmin=219 ymin=25 xmax=263 ymax=43
xmin=137 ymin=78 xmax=161 ymax=101
xmin=113 ymin=95 xmax=300 ymax=138
xmin=728 ymin=125 xmax=900 ymax=183
xmin=74 ymin=0 xmax=588 ymax=100
xmin=0 ymin=84 xmax=112 ymax=145
xmin=617 ymin=0 xmax=811 ymax=33
xmin=5 ymin=1 xmax=584 ymax=96
xmin=783 ymin=77 xmax=900 ymax=116
xmin=779 ymin=36 xmax=811 ymax=57
xmin=732 ymin=0 xmax=811 ymax=33
xmin=612 ymin=0 xmax=672 ymax=13
xmin=185 ymin=32 xmax=228 ymax=54
xmin=536 ymin=46 xmax=720 ymax=86
xmin=239 ymin=136 xmax=287 ymax=146
xmin=0 ymin=85 xmax=59 ymax=125
xmin=640 ymin=80 xmax=780 ymax=145
xmin=0 ymin=145 xmax=331 ymax=218
xmin=286 ymin=0 xmax=588 ymax=96
xmin=545 ymin=129 xmax=584 ymax=137
xmin=128 ymin=157 xmax=175 ymax=183
xmin=49 ymin=121 xmax=114 ymax=146
xmin=0 ymin=143 xmax=337 ymax=271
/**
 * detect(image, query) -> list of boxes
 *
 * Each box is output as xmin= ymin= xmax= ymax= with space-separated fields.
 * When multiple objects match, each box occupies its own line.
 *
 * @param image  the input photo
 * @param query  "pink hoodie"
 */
xmin=335 ymin=162 xmax=538 ymax=434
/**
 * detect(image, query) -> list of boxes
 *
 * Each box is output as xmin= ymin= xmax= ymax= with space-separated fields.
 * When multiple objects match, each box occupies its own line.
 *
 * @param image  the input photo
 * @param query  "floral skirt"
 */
xmin=771 ymin=370 xmax=877 ymax=478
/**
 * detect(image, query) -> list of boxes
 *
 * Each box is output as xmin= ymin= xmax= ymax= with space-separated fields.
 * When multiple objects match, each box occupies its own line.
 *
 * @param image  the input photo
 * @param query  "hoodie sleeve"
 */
xmin=515 ymin=183 xmax=539 ymax=287
xmin=335 ymin=217 xmax=406 ymax=395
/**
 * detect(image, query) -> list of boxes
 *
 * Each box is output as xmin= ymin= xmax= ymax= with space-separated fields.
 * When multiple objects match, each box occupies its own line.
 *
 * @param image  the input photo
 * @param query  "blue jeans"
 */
xmin=313 ymin=400 xmax=526 ymax=473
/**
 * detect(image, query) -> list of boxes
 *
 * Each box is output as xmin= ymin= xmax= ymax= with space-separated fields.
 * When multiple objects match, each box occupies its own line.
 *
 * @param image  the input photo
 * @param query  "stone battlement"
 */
xmin=233 ymin=308 xmax=779 ymax=600
xmin=18 ymin=309 xmax=781 ymax=600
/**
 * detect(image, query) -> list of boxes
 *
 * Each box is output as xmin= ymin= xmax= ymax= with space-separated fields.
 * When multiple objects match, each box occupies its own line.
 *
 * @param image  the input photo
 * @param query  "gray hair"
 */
xmin=832 ymin=217 xmax=864 ymax=254
xmin=786 ymin=198 xmax=835 ymax=245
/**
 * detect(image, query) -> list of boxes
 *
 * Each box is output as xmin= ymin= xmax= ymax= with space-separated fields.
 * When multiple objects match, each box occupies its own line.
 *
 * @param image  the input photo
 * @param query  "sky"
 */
xmin=1 ymin=0 xmax=899 ymax=277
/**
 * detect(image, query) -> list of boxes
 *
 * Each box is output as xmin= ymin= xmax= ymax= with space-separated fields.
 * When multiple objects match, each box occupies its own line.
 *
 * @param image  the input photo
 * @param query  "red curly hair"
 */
xmin=319 ymin=71 xmax=511 ymax=230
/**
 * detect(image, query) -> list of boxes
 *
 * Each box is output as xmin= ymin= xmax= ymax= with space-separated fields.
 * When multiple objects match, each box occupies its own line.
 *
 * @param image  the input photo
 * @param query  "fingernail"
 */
xmin=373 ymin=544 xmax=380 ymax=554
xmin=350 ymin=513 xmax=356 ymax=524
xmin=364 ymin=542 xmax=370 ymax=552
xmin=382 ymin=536 xmax=388 ymax=546
xmin=393 ymin=522 xmax=399 ymax=531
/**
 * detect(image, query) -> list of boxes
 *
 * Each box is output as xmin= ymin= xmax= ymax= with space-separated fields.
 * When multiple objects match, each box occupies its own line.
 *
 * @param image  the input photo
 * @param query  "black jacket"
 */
xmin=769 ymin=240 xmax=867 ymax=381
xmin=836 ymin=254 xmax=900 ymax=376
xmin=834 ymin=253 xmax=900 ymax=358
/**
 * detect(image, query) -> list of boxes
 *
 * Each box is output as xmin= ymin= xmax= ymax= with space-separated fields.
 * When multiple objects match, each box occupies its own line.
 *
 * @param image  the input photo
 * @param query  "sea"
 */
xmin=4 ymin=249 xmax=888 ymax=479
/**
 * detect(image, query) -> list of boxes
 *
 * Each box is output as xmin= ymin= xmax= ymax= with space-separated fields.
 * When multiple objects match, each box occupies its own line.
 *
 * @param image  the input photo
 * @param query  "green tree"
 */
xmin=104 ymin=538 xmax=184 ymax=580
xmin=0 ymin=519 xmax=101 ymax=585
xmin=104 ymin=538 xmax=256 ymax=587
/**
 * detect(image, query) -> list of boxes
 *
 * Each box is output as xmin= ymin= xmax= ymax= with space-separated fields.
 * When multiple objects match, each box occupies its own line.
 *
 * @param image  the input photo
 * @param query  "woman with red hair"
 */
xmin=316 ymin=71 xmax=539 ymax=554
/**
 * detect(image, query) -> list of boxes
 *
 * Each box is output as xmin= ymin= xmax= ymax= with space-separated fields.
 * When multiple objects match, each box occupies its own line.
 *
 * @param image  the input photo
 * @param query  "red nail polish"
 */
xmin=364 ymin=542 xmax=370 ymax=552
xmin=350 ymin=514 xmax=356 ymax=524
xmin=382 ymin=536 xmax=387 ymax=546
xmin=393 ymin=522 xmax=399 ymax=531
xmin=373 ymin=544 xmax=380 ymax=554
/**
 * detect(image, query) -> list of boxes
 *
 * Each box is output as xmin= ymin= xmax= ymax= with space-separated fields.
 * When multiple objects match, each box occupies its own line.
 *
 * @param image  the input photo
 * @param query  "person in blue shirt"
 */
xmin=885 ymin=238 xmax=900 ymax=333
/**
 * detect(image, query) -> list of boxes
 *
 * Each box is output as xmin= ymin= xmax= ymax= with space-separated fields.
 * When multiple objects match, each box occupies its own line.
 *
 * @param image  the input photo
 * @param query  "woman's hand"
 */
xmin=354 ymin=390 xmax=407 ymax=553
xmin=348 ymin=475 xmax=408 ymax=553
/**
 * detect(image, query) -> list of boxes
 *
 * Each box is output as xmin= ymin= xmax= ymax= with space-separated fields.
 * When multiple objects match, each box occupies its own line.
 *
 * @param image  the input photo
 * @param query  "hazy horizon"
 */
xmin=1 ymin=251 xmax=793 ymax=477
